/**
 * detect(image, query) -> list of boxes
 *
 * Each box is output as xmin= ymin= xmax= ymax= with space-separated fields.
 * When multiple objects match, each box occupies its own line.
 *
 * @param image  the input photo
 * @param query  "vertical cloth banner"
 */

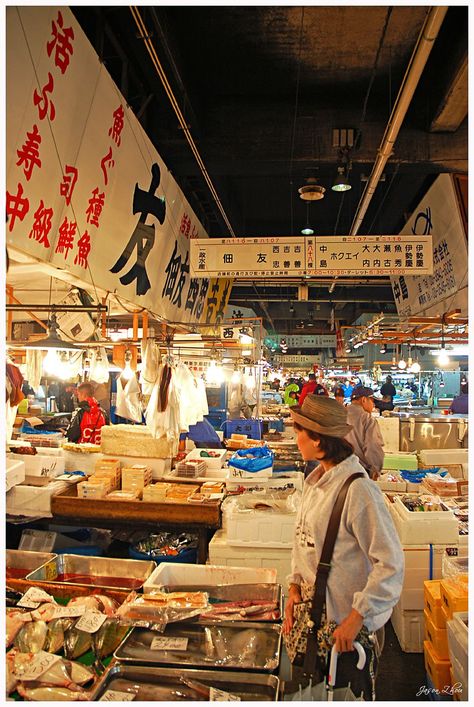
xmin=6 ymin=6 xmax=231 ymax=325
xmin=390 ymin=174 xmax=467 ymax=317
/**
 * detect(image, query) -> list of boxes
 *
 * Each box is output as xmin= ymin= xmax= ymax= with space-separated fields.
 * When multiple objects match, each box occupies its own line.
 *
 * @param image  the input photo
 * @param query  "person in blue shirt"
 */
xmin=342 ymin=381 xmax=354 ymax=399
xmin=450 ymin=384 xmax=468 ymax=414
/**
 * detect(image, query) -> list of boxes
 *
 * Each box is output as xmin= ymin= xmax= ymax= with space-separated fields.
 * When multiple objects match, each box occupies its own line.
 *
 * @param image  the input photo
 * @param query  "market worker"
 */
xmin=380 ymin=374 xmax=396 ymax=403
xmin=450 ymin=383 xmax=469 ymax=414
xmin=283 ymin=395 xmax=403 ymax=699
xmin=284 ymin=378 xmax=300 ymax=405
xmin=298 ymin=373 xmax=328 ymax=405
xmin=345 ymin=386 xmax=384 ymax=480
xmin=65 ymin=382 xmax=107 ymax=444
xmin=333 ymin=385 xmax=345 ymax=405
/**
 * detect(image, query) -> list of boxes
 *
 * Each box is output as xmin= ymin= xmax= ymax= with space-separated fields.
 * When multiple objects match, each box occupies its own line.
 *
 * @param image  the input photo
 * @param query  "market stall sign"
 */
xmin=190 ymin=236 xmax=433 ymax=277
xmin=274 ymin=354 xmax=322 ymax=365
xmin=6 ymin=7 xmax=229 ymax=326
xmin=390 ymin=174 xmax=467 ymax=317
xmin=270 ymin=334 xmax=337 ymax=349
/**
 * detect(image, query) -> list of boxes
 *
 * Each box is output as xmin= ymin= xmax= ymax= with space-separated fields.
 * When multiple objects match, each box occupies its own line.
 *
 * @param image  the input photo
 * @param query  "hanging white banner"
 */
xmin=6 ymin=7 xmax=231 ymax=325
xmin=390 ymin=174 xmax=467 ymax=317
xmin=190 ymin=237 xmax=307 ymax=277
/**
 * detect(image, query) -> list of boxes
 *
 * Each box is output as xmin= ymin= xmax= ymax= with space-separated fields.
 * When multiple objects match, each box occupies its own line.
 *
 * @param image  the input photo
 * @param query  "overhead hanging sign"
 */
xmin=305 ymin=235 xmax=433 ymax=276
xmin=190 ymin=237 xmax=307 ymax=277
xmin=190 ymin=235 xmax=432 ymax=277
xmin=274 ymin=354 xmax=322 ymax=365
xmin=269 ymin=334 xmax=337 ymax=349
xmin=6 ymin=7 xmax=231 ymax=326
xmin=390 ymin=174 xmax=467 ymax=317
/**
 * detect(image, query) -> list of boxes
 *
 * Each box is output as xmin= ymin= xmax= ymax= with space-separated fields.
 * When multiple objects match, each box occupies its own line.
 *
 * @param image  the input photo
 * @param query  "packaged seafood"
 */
xmin=91 ymin=664 xmax=280 ymax=701
xmin=25 ymin=554 xmax=155 ymax=591
xmin=116 ymin=591 xmax=209 ymax=629
xmin=8 ymin=649 xmax=95 ymax=690
xmin=114 ymin=621 xmax=281 ymax=672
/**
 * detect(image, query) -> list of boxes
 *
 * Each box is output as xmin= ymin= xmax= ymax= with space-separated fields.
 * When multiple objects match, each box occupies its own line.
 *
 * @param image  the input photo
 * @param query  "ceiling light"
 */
xmin=410 ymin=361 xmax=421 ymax=373
xmin=331 ymin=166 xmax=351 ymax=192
xmin=380 ymin=345 xmax=386 ymax=354
xmin=437 ymin=349 xmax=450 ymax=366
xmin=298 ymin=177 xmax=326 ymax=201
xmin=398 ymin=358 xmax=407 ymax=370
xmin=301 ymin=225 xmax=315 ymax=235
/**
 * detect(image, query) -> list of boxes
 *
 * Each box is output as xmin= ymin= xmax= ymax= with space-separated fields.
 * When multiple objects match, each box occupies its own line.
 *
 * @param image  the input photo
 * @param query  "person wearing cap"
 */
xmin=283 ymin=395 xmax=403 ymax=698
xmin=345 ymin=386 xmax=385 ymax=480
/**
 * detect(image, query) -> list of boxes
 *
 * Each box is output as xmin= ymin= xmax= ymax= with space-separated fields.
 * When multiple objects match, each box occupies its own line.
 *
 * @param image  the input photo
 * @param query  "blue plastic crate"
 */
xmin=222 ymin=418 xmax=262 ymax=439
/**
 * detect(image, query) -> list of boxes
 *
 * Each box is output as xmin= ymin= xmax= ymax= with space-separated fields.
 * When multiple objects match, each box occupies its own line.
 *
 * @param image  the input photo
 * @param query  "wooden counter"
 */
xmin=50 ymin=486 xmax=222 ymax=563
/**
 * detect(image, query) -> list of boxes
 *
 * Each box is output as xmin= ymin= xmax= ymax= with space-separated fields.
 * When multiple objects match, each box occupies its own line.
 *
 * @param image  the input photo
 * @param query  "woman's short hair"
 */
xmin=294 ymin=421 xmax=353 ymax=464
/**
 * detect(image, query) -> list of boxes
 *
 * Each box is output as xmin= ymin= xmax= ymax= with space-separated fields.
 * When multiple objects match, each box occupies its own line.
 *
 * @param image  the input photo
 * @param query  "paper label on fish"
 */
xmin=75 ymin=610 xmax=107 ymax=633
xmin=210 ymin=687 xmax=241 ymax=701
xmin=52 ymin=605 xmax=86 ymax=619
xmin=100 ymin=690 xmax=135 ymax=701
xmin=13 ymin=651 xmax=61 ymax=681
xmin=150 ymin=636 xmax=189 ymax=651
xmin=17 ymin=587 xmax=55 ymax=609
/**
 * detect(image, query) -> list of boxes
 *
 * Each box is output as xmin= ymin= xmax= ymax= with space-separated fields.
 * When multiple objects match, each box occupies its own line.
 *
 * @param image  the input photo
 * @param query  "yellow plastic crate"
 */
xmin=424 ymin=610 xmax=449 ymax=660
xmin=440 ymin=577 xmax=468 ymax=620
xmin=424 ymin=580 xmax=446 ymax=629
xmin=424 ymin=640 xmax=452 ymax=693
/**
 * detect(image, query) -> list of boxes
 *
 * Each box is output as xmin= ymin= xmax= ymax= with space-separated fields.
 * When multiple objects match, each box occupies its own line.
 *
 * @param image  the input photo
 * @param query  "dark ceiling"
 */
xmin=72 ymin=5 xmax=468 ymax=335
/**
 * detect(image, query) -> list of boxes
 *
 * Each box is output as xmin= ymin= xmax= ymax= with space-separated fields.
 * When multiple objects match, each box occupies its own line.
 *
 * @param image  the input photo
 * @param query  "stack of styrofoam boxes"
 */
xmin=208 ymin=529 xmax=292 ymax=586
xmin=222 ymin=496 xmax=297 ymax=547
xmin=6 ymin=458 xmax=26 ymax=491
xmin=447 ymin=612 xmax=468 ymax=701
xmin=423 ymin=576 xmax=468 ymax=697
xmin=143 ymin=561 xmax=277 ymax=593
xmin=376 ymin=415 xmax=400 ymax=452
xmin=122 ymin=465 xmax=153 ymax=499
xmin=418 ymin=449 xmax=468 ymax=481
xmin=184 ymin=448 xmax=227 ymax=479
xmin=389 ymin=495 xmax=459 ymax=653
xmin=6 ymin=447 xmax=65 ymax=480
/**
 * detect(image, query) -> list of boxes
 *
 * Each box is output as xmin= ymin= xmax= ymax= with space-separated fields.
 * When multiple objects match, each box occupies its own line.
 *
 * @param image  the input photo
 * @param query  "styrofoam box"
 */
xmin=223 ymin=505 xmax=297 ymax=548
xmin=376 ymin=473 xmax=406 ymax=492
xmin=227 ymin=465 xmax=273 ymax=480
xmin=391 ymin=496 xmax=459 ymax=545
xmin=419 ymin=449 xmax=468 ymax=466
xmin=6 ymin=449 xmax=64 ymax=478
xmin=6 ymin=481 xmax=68 ymax=517
xmin=447 ymin=612 xmax=468 ymax=681
xmin=208 ymin=529 xmax=292 ymax=586
xmin=63 ymin=450 xmax=102 ymax=475
xmin=398 ymin=544 xmax=460 ymax=611
xmin=390 ymin=602 xmax=425 ymax=653
xmin=185 ymin=448 xmax=227 ymax=470
xmin=6 ymin=458 xmax=26 ymax=491
xmin=376 ymin=416 xmax=400 ymax=452
xmin=143 ymin=561 xmax=277 ymax=593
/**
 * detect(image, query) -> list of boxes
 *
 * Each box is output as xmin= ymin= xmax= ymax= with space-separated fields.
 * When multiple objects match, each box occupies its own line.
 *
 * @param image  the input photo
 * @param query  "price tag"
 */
xmin=13 ymin=651 xmax=61 ymax=681
xmin=52 ymin=605 xmax=85 ymax=619
xmin=74 ymin=610 xmax=107 ymax=633
xmin=150 ymin=636 xmax=189 ymax=651
xmin=17 ymin=587 xmax=55 ymax=609
xmin=210 ymin=687 xmax=241 ymax=701
xmin=100 ymin=690 xmax=135 ymax=701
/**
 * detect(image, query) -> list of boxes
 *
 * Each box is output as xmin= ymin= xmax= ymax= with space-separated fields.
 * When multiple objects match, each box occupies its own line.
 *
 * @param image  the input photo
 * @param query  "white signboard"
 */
xmin=6 ymin=7 xmax=231 ymax=325
xmin=220 ymin=325 xmax=254 ymax=341
xmin=190 ymin=237 xmax=307 ymax=277
xmin=274 ymin=335 xmax=336 ymax=349
xmin=390 ymin=174 xmax=467 ymax=317
xmin=274 ymin=354 xmax=322 ymax=365
xmin=306 ymin=235 xmax=433 ymax=276
xmin=190 ymin=235 xmax=432 ymax=278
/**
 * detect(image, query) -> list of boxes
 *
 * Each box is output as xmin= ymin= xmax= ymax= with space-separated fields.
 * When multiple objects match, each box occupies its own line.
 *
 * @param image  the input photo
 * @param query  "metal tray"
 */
xmin=91 ymin=663 xmax=280 ymax=701
xmin=6 ymin=550 xmax=57 ymax=579
xmin=25 ymin=554 xmax=156 ymax=591
xmin=114 ymin=621 xmax=281 ymax=672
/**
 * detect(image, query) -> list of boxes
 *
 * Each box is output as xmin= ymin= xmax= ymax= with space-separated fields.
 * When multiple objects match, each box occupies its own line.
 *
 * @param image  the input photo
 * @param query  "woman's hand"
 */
xmin=332 ymin=609 xmax=364 ymax=652
xmin=282 ymin=584 xmax=302 ymax=635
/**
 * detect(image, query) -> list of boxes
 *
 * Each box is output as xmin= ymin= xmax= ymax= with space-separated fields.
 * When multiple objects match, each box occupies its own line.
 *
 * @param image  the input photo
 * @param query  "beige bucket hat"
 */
xmin=290 ymin=393 xmax=353 ymax=437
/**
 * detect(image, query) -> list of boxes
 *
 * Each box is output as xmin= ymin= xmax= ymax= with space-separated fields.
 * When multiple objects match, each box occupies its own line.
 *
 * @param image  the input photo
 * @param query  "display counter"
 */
xmin=50 ymin=487 xmax=222 ymax=563
xmin=387 ymin=413 xmax=468 ymax=452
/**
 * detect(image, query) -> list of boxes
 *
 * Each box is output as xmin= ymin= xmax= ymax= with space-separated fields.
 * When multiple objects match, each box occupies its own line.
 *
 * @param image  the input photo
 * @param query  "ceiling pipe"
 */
xmin=350 ymin=6 xmax=447 ymax=235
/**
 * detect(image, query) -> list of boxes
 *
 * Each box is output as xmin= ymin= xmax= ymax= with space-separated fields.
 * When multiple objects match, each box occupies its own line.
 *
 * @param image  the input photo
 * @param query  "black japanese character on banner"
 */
xmin=411 ymin=206 xmax=432 ymax=235
xmin=399 ymin=276 xmax=409 ymax=300
xmin=110 ymin=163 xmax=166 ymax=295
xmin=205 ymin=281 xmax=221 ymax=324
xmin=162 ymin=240 xmax=181 ymax=299
xmin=195 ymin=280 xmax=210 ymax=320
xmin=171 ymin=252 xmax=189 ymax=307
xmin=185 ymin=278 xmax=200 ymax=314
xmin=215 ymin=280 xmax=231 ymax=323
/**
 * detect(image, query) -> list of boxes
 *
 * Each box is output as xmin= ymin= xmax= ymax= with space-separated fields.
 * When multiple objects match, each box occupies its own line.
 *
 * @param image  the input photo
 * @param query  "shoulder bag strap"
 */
xmin=303 ymin=471 xmax=365 ymax=675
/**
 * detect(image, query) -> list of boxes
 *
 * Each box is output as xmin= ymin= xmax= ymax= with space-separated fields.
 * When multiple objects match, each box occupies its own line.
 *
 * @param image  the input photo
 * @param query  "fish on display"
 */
xmin=91 ymin=618 xmax=129 ymax=663
xmin=14 ymin=620 xmax=48 ymax=654
xmin=6 ymin=609 xmax=32 ymax=648
xmin=63 ymin=623 xmax=92 ymax=661
xmin=45 ymin=618 xmax=75 ymax=654
xmin=10 ymin=650 xmax=95 ymax=689
xmin=17 ymin=684 xmax=89 ymax=701
xmin=104 ymin=677 xmax=207 ymax=701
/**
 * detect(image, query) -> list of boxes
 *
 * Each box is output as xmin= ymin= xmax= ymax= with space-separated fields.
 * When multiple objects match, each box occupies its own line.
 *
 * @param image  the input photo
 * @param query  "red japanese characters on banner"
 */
xmin=109 ymin=105 xmax=124 ymax=147
xmin=6 ymin=184 xmax=29 ymax=231
xmin=179 ymin=212 xmax=199 ymax=239
xmin=55 ymin=217 xmax=76 ymax=259
xmin=86 ymin=188 xmax=105 ymax=227
xmin=60 ymin=165 xmax=78 ymax=205
xmin=29 ymin=200 xmax=53 ymax=248
xmin=46 ymin=10 xmax=74 ymax=74
xmin=16 ymin=125 xmax=42 ymax=181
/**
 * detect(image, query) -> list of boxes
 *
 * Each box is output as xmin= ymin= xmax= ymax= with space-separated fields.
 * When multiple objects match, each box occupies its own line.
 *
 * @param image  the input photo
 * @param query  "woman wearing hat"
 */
xmin=282 ymin=394 xmax=404 ymax=698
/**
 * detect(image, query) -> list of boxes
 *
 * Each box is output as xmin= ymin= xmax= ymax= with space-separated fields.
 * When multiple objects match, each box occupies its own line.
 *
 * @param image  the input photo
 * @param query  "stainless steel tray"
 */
xmin=25 ymin=554 xmax=156 ymax=591
xmin=6 ymin=550 xmax=57 ymax=578
xmin=91 ymin=663 xmax=280 ymax=701
xmin=114 ymin=621 xmax=281 ymax=672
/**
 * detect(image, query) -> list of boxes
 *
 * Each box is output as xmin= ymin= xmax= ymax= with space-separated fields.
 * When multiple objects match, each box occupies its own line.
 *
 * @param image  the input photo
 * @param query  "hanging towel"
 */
xmin=115 ymin=372 xmax=143 ymax=423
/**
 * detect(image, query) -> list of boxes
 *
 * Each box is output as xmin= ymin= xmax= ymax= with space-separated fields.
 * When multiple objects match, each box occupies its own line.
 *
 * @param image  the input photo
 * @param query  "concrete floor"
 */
xmin=376 ymin=622 xmax=427 ymax=701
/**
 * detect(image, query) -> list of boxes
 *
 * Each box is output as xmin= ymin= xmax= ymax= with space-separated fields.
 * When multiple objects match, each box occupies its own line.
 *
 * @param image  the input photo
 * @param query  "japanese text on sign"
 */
xmin=75 ymin=610 xmax=107 ymax=633
xmin=13 ymin=651 xmax=61 ymax=681
xmin=210 ymin=687 xmax=241 ymax=701
xmin=150 ymin=636 xmax=189 ymax=651
xmin=100 ymin=691 xmax=135 ymax=701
